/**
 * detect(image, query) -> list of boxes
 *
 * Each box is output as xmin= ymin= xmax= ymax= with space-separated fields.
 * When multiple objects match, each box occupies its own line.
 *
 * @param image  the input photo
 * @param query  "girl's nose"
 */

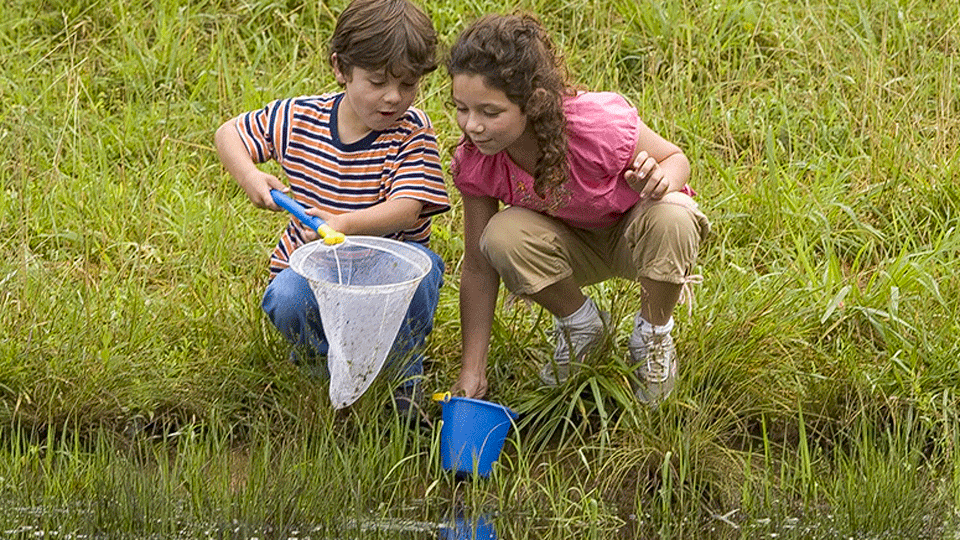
xmin=466 ymin=116 xmax=484 ymax=134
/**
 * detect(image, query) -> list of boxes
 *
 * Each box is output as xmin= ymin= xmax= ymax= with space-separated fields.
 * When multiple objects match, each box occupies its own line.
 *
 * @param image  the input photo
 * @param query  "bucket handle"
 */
xmin=431 ymin=392 xmax=452 ymax=403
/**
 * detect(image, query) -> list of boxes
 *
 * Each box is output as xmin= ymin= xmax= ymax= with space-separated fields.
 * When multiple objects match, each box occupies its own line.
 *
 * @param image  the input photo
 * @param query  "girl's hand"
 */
xmin=625 ymin=150 xmax=669 ymax=200
xmin=451 ymin=369 xmax=488 ymax=400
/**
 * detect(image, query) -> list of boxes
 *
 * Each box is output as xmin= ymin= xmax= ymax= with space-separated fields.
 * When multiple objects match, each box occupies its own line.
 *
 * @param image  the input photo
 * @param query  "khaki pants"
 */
xmin=479 ymin=192 xmax=710 ymax=295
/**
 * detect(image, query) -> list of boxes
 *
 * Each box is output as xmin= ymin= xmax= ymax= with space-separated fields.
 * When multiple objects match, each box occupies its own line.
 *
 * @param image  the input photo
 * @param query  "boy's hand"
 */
xmin=451 ymin=369 xmax=487 ymax=400
xmin=298 ymin=207 xmax=341 ymax=243
xmin=240 ymin=171 xmax=289 ymax=211
xmin=215 ymin=117 xmax=291 ymax=210
xmin=625 ymin=150 xmax=668 ymax=200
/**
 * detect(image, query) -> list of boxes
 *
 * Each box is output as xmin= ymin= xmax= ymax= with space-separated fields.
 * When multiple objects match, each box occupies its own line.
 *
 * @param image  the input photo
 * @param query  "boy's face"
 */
xmin=451 ymin=73 xmax=527 ymax=156
xmin=334 ymin=56 xmax=420 ymax=134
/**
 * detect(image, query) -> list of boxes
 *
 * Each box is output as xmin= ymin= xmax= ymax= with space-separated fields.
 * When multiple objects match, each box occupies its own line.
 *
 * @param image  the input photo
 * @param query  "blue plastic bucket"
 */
xmin=434 ymin=394 xmax=518 ymax=478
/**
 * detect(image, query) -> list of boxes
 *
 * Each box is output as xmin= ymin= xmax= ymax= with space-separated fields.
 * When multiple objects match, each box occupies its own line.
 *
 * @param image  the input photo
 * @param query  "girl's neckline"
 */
xmin=505 ymin=125 xmax=539 ymax=177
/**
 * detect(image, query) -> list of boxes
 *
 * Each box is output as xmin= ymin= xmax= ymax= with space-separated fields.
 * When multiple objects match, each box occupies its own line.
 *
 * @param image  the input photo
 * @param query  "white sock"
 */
xmin=557 ymin=297 xmax=601 ymax=330
xmin=635 ymin=314 xmax=674 ymax=336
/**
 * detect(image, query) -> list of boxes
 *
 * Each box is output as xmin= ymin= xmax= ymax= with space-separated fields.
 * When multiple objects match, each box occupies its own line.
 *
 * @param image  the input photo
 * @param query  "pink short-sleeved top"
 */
xmin=453 ymin=91 xmax=691 ymax=229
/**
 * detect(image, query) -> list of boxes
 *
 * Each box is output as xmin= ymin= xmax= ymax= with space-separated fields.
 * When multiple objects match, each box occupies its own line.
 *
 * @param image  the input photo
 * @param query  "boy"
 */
xmin=214 ymin=0 xmax=450 ymax=412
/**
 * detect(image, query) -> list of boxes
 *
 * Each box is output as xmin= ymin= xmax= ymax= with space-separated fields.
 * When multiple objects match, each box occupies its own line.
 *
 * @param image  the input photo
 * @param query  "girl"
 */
xmin=446 ymin=13 xmax=710 ymax=405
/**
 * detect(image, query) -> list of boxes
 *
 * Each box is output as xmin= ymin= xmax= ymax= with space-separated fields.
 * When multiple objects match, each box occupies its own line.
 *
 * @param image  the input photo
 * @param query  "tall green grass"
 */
xmin=2 ymin=0 xmax=959 ymax=537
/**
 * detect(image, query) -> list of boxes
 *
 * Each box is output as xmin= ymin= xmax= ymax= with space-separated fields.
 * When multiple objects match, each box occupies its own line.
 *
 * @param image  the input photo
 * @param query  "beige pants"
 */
xmin=479 ymin=192 xmax=711 ymax=295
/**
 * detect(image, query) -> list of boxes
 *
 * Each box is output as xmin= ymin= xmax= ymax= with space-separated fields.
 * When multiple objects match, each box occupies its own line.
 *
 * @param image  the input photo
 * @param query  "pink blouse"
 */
xmin=453 ymin=92 xmax=688 ymax=229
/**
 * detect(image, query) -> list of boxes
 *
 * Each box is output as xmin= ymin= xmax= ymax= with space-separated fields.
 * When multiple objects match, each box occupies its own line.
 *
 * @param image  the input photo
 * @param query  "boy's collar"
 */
xmin=329 ymin=93 xmax=381 ymax=150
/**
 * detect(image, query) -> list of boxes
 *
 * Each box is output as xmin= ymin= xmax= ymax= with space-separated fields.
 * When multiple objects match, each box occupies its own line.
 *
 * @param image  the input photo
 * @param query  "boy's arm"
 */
xmin=312 ymin=197 xmax=424 ymax=237
xmin=214 ymin=116 xmax=288 ymax=210
xmin=307 ymin=120 xmax=449 ymax=238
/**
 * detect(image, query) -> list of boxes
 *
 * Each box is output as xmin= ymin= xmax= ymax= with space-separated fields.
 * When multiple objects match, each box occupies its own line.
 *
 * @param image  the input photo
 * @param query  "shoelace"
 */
xmin=678 ymin=274 xmax=704 ymax=319
xmin=553 ymin=323 xmax=570 ymax=362
xmin=645 ymin=333 xmax=671 ymax=383
xmin=553 ymin=324 xmax=592 ymax=362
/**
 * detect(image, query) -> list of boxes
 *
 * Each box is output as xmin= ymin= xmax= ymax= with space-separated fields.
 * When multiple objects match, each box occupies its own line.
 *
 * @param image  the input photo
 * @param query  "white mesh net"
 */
xmin=288 ymin=237 xmax=431 ymax=408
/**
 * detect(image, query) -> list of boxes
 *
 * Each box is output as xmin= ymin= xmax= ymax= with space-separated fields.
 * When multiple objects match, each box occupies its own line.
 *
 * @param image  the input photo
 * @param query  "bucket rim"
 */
xmin=445 ymin=395 xmax=518 ymax=420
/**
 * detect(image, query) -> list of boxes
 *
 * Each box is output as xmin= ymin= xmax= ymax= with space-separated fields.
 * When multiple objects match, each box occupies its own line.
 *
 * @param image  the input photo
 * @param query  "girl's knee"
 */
xmin=479 ymin=211 xmax=523 ymax=255
xmin=626 ymin=198 xmax=709 ymax=280
xmin=632 ymin=199 xmax=705 ymax=247
xmin=479 ymin=208 xmax=555 ymax=264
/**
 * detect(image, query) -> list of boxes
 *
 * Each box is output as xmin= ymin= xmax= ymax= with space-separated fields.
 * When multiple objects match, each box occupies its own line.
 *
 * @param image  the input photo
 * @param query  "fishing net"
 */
xmin=288 ymin=237 xmax=432 ymax=408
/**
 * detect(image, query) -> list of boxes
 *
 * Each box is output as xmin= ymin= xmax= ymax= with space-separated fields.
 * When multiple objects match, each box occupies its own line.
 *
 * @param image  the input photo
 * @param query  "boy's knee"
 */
xmin=261 ymin=269 xmax=311 ymax=324
xmin=408 ymin=243 xmax=444 ymax=301
xmin=261 ymin=287 xmax=294 ymax=328
xmin=420 ymin=245 xmax=445 ymax=285
xmin=398 ymin=243 xmax=444 ymax=334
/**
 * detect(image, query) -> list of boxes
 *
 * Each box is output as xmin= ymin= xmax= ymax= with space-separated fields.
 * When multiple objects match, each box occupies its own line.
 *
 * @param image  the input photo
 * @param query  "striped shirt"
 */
xmin=236 ymin=93 xmax=450 ymax=279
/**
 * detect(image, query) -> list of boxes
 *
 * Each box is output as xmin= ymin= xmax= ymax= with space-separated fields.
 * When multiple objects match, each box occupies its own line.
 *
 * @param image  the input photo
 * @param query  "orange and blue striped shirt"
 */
xmin=236 ymin=93 xmax=450 ymax=279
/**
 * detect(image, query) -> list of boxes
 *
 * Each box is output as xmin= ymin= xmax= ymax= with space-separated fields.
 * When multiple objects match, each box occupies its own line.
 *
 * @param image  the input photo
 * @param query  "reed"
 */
xmin=2 ymin=0 xmax=959 ymax=537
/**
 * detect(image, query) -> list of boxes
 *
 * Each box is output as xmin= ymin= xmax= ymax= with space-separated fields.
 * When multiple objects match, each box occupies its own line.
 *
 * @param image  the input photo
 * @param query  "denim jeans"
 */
xmin=261 ymin=242 xmax=444 ymax=383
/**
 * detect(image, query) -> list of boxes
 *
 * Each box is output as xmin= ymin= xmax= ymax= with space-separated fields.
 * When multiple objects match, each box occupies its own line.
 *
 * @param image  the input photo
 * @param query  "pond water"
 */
xmin=1 ymin=504 xmax=498 ymax=540
xmin=3 ymin=504 xmax=955 ymax=539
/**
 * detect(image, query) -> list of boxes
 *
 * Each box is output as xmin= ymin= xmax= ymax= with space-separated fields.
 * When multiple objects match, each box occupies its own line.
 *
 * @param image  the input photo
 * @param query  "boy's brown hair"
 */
xmin=329 ymin=0 xmax=438 ymax=79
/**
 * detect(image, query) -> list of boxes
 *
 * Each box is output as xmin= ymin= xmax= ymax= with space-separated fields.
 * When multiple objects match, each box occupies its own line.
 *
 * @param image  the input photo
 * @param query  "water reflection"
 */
xmin=1 ymin=504 xmax=500 ymax=539
xmin=438 ymin=510 xmax=496 ymax=540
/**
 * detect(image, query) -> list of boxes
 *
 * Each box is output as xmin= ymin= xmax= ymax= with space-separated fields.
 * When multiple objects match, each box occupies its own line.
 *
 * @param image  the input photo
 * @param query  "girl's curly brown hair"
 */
xmin=447 ymin=13 xmax=573 ymax=197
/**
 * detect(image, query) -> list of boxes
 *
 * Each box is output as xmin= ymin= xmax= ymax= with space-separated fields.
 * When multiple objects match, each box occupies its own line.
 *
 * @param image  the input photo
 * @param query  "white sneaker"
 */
xmin=629 ymin=315 xmax=677 ymax=405
xmin=539 ymin=307 xmax=610 ymax=386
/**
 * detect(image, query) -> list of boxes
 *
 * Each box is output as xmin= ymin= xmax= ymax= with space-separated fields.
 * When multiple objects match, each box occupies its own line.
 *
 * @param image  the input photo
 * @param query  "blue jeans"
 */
xmin=261 ymin=242 xmax=444 ymax=383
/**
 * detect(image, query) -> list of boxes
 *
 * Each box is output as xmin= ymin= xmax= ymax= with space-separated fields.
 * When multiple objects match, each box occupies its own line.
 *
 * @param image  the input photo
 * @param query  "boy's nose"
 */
xmin=383 ymin=85 xmax=402 ymax=104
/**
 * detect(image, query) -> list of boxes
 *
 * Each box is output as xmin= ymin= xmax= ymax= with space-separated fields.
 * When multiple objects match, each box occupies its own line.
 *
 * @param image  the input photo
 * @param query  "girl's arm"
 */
xmin=623 ymin=119 xmax=691 ymax=200
xmin=452 ymin=193 xmax=501 ymax=399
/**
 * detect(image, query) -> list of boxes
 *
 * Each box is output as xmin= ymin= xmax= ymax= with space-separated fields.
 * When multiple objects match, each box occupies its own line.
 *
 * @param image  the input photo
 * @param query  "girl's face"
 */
xmin=451 ymin=74 xmax=527 ymax=156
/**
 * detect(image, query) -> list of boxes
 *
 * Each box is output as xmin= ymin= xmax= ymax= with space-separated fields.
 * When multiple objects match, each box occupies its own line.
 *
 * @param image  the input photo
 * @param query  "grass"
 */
xmin=2 ymin=0 xmax=960 ymax=538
